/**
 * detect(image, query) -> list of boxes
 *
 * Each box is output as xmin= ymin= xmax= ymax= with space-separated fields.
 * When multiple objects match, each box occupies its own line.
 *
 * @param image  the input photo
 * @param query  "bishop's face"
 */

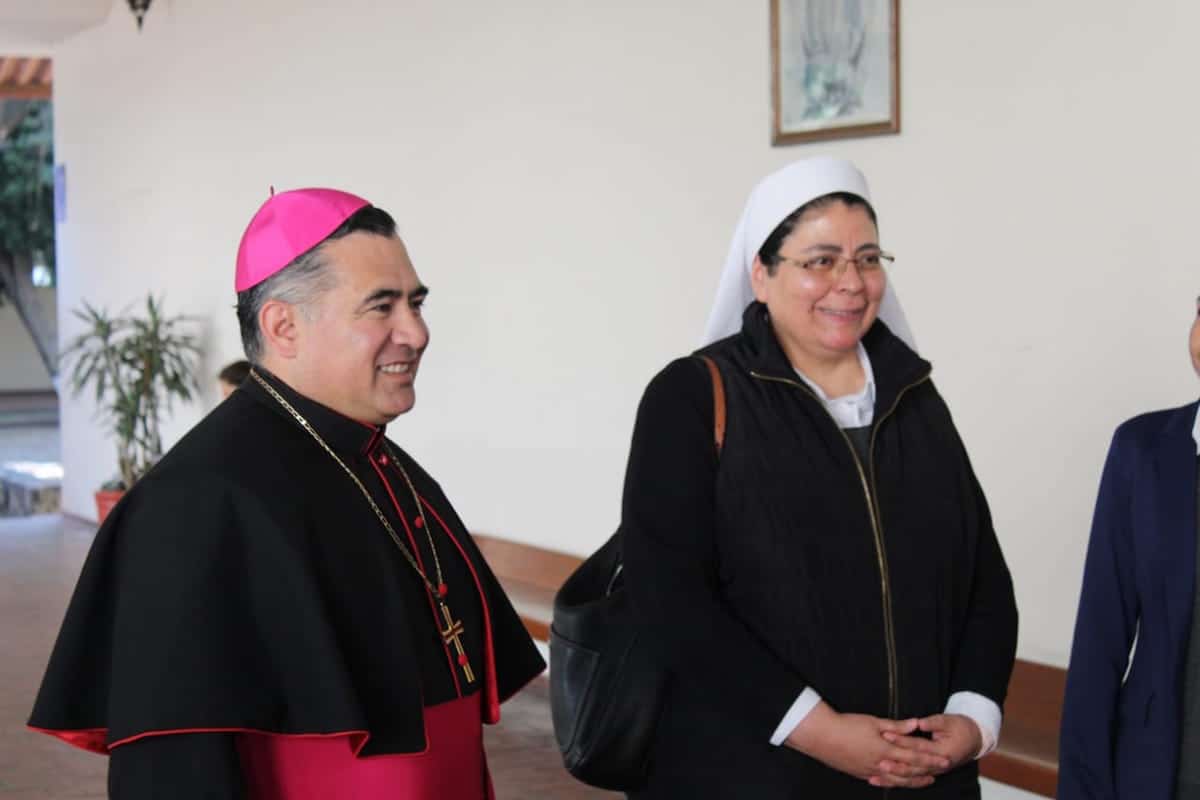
xmin=294 ymin=232 xmax=429 ymax=425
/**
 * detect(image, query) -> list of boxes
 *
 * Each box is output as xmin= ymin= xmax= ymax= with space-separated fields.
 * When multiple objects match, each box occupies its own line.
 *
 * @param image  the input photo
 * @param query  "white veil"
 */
xmin=701 ymin=157 xmax=915 ymax=349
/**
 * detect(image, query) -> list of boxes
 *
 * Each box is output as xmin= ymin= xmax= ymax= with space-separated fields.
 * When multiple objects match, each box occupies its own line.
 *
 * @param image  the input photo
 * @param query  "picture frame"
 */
xmin=771 ymin=0 xmax=900 ymax=145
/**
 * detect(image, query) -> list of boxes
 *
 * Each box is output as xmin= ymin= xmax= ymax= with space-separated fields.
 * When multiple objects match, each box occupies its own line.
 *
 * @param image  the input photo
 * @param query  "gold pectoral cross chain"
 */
xmin=250 ymin=372 xmax=481 ymax=689
xmin=439 ymin=602 xmax=476 ymax=683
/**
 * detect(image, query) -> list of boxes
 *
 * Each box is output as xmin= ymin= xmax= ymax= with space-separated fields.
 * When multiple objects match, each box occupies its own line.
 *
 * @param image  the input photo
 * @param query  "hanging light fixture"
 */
xmin=128 ymin=0 xmax=153 ymax=31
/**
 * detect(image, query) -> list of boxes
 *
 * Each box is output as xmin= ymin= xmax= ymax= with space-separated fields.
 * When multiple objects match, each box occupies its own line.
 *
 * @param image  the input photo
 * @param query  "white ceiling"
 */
xmin=0 ymin=0 xmax=111 ymax=48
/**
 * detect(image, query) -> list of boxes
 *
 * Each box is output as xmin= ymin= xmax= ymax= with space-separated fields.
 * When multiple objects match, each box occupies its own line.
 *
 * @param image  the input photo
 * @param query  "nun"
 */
xmin=619 ymin=157 xmax=1019 ymax=798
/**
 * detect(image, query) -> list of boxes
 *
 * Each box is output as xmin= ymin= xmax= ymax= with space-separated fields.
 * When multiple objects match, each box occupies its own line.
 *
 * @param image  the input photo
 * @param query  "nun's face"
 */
xmin=750 ymin=201 xmax=885 ymax=365
xmin=1190 ymin=297 xmax=1200 ymax=377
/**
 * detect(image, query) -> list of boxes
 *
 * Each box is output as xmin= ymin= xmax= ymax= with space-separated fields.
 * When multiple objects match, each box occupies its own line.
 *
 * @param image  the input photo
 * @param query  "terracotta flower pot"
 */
xmin=94 ymin=490 xmax=126 ymax=524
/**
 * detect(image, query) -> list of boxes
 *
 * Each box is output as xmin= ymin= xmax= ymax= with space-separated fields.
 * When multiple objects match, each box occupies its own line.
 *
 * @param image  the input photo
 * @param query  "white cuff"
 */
xmin=769 ymin=687 xmax=822 ymax=746
xmin=944 ymin=691 xmax=1001 ymax=759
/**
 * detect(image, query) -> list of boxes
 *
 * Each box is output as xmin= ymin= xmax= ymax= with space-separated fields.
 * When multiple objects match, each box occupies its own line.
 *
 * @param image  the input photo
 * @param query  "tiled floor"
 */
xmin=0 ymin=513 xmax=616 ymax=799
xmin=0 ymin=514 xmax=103 ymax=799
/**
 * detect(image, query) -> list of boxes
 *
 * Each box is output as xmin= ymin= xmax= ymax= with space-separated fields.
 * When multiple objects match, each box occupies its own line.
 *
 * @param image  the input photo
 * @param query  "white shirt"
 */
xmin=769 ymin=346 xmax=1001 ymax=759
xmin=792 ymin=344 xmax=876 ymax=429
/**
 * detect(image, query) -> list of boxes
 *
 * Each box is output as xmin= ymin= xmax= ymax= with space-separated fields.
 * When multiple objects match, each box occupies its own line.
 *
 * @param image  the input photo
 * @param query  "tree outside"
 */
xmin=0 ymin=98 xmax=56 ymax=380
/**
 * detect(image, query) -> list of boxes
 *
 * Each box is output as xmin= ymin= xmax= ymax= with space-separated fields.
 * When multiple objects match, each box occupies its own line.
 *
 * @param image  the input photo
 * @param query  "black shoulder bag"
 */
xmin=549 ymin=356 xmax=726 ymax=791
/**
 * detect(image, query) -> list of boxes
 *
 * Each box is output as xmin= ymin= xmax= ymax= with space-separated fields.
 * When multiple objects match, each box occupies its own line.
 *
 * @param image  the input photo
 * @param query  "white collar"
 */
xmin=794 ymin=344 xmax=876 ymax=428
xmin=1192 ymin=402 xmax=1199 ymax=455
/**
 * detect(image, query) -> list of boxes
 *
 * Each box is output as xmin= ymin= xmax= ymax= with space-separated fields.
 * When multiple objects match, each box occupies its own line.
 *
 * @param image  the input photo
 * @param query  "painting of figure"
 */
xmin=772 ymin=0 xmax=899 ymax=144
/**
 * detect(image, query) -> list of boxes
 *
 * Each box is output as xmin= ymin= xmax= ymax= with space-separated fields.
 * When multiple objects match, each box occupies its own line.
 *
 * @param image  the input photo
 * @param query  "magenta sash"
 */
xmin=237 ymin=693 xmax=492 ymax=800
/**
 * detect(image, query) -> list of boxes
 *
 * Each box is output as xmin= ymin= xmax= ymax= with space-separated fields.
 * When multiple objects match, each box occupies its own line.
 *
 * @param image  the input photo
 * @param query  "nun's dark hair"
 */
xmin=757 ymin=192 xmax=878 ymax=276
xmin=236 ymin=205 xmax=397 ymax=363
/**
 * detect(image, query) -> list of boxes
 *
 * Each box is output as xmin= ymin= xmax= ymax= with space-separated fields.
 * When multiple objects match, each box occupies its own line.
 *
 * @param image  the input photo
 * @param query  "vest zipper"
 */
xmin=750 ymin=369 xmax=930 ymax=720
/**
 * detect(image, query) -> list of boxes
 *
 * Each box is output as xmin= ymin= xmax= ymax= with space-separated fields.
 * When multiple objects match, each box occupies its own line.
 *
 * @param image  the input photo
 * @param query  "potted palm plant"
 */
xmin=61 ymin=295 xmax=202 ymax=522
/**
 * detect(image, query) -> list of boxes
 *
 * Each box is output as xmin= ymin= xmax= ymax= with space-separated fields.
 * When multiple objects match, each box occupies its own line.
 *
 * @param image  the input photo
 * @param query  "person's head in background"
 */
xmin=218 ymin=359 xmax=252 ymax=399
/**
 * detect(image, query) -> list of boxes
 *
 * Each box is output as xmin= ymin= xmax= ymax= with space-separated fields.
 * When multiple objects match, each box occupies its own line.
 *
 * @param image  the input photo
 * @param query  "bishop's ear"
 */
xmin=258 ymin=299 xmax=302 ymax=360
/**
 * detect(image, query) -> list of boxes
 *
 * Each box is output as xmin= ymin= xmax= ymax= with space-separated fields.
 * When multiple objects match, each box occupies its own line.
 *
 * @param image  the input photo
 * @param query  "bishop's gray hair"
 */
xmin=235 ymin=205 xmax=397 ymax=363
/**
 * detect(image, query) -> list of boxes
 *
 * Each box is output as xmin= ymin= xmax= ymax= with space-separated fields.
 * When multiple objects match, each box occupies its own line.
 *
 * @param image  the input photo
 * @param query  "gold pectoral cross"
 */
xmin=439 ymin=602 xmax=476 ymax=684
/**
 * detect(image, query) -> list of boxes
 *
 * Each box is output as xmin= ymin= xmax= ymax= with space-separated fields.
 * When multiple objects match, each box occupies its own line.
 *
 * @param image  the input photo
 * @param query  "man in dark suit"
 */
xmin=1059 ymin=298 xmax=1200 ymax=799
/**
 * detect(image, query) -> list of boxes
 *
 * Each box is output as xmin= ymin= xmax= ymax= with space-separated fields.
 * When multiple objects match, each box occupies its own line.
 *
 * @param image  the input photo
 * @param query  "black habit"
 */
xmin=622 ymin=303 xmax=1018 ymax=799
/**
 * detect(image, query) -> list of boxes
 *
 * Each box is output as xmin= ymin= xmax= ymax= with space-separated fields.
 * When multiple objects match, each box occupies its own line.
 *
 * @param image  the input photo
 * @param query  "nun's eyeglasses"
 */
xmin=775 ymin=250 xmax=895 ymax=278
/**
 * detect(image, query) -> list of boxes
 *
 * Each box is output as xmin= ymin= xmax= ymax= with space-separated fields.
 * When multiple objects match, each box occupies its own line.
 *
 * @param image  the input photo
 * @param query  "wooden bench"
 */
xmin=978 ymin=659 xmax=1064 ymax=797
xmin=473 ymin=533 xmax=1064 ymax=798
xmin=473 ymin=534 xmax=581 ymax=643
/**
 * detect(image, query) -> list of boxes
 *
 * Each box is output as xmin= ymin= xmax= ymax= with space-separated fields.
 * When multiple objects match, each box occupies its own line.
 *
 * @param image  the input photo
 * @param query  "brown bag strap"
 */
xmin=699 ymin=356 xmax=726 ymax=454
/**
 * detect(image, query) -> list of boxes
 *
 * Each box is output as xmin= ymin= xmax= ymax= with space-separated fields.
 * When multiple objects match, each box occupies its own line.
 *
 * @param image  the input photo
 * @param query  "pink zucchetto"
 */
xmin=235 ymin=187 xmax=370 ymax=292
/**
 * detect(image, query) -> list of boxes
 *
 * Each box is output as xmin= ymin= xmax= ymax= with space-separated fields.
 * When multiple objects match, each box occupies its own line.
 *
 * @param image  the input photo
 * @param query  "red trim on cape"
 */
xmin=27 ymin=725 xmax=108 ymax=754
xmin=360 ymin=426 xmax=384 ymax=455
xmin=28 ymin=724 xmax=374 ymax=757
xmin=368 ymin=458 xmax=464 ymax=697
xmin=418 ymin=496 xmax=502 ymax=724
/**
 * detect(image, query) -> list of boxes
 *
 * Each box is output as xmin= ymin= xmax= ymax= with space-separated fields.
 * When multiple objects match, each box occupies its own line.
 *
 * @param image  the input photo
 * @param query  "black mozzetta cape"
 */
xmin=29 ymin=368 xmax=545 ymax=760
xmin=622 ymin=303 xmax=1018 ymax=799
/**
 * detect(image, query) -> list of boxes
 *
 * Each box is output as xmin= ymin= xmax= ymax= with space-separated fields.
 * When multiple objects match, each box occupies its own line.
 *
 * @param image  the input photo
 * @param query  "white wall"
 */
xmin=0 ymin=287 xmax=55 ymax=391
xmin=51 ymin=0 xmax=1200 ymax=671
xmin=0 ymin=0 xmax=107 ymax=50
xmin=981 ymin=778 xmax=1042 ymax=800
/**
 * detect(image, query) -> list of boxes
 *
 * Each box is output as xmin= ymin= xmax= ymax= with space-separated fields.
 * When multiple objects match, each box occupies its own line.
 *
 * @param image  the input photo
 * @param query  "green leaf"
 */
xmin=62 ymin=292 xmax=203 ymax=489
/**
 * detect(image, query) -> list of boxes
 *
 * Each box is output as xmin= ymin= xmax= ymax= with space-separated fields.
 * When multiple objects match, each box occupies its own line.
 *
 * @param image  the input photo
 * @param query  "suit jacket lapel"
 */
xmin=1155 ymin=401 xmax=1199 ymax=663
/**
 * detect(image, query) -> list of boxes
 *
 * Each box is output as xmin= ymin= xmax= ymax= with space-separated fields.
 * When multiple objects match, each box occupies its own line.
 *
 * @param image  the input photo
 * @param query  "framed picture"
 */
xmin=771 ymin=0 xmax=900 ymax=145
